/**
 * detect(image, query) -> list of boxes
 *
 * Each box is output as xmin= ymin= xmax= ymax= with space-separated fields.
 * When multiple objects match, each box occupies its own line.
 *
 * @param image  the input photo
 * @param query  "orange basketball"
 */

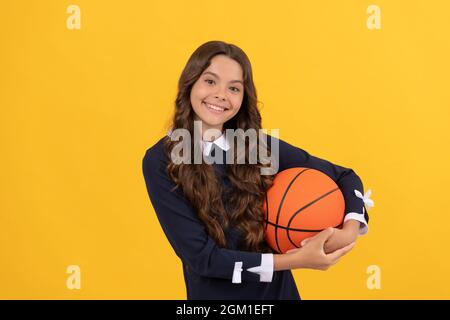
xmin=263 ymin=167 xmax=345 ymax=253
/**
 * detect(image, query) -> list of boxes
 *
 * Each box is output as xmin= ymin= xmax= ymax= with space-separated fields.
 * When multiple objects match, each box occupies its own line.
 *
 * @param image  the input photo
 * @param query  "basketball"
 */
xmin=263 ymin=167 xmax=345 ymax=253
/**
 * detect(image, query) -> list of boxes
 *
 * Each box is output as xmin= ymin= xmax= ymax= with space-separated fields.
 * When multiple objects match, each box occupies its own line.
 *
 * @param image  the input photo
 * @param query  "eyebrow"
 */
xmin=202 ymin=71 xmax=244 ymax=85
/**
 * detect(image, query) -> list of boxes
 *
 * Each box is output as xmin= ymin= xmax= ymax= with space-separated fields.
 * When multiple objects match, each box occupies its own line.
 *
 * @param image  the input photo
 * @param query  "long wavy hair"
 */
xmin=163 ymin=41 xmax=275 ymax=253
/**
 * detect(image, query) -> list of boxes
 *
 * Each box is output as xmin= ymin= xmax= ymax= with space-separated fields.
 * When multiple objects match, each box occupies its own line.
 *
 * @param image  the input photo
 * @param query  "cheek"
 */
xmin=230 ymin=94 xmax=244 ymax=110
xmin=191 ymin=82 xmax=210 ymax=101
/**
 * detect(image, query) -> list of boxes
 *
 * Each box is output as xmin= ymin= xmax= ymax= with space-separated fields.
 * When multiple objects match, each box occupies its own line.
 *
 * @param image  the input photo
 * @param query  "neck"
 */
xmin=202 ymin=132 xmax=223 ymax=142
xmin=192 ymin=118 xmax=224 ymax=142
xmin=202 ymin=128 xmax=224 ymax=142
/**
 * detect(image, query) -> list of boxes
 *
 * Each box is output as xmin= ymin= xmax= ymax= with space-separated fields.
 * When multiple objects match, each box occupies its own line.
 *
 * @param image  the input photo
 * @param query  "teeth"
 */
xmin=205 ymin=102 xmax=226 ymax=112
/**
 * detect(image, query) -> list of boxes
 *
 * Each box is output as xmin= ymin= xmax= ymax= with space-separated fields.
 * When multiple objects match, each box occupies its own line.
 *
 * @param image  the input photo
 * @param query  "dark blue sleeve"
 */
xmin=268 ymin=134 xmax=370 ymax=225
xmin=142 ymin=147 xmax=263 ymax=282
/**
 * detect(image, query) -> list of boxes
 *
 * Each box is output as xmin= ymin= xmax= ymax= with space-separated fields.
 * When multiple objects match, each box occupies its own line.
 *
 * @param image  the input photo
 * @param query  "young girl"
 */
xmin=142 ymin=41 xmax=372 ymax=300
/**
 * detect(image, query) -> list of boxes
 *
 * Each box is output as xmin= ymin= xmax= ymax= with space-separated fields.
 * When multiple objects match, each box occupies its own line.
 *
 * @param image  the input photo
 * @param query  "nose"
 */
xmin=214 ymin=95 xmax=226 ymax=101
xmin=213 ymin=86 xmax=227 ymax=101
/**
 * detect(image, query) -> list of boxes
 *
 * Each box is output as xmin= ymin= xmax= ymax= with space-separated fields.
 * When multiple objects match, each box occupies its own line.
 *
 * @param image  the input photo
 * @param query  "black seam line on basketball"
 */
xmin=286 ymin=187 xmax=340 ymax=248
xmin=274 ymin=168 xmax=311 ymax=253
xmin=264 ymin=219 xmax=342 ymax=232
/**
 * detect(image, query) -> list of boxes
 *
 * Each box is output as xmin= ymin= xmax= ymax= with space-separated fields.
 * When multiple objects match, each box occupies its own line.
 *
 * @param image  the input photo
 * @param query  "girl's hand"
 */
xmin=322 ymin=227 xmax=358 ymax=254
xmin=285 ymin=228 xmax=355 ymax=271
xmin=300 ymin=220 xmax=360 ymax=254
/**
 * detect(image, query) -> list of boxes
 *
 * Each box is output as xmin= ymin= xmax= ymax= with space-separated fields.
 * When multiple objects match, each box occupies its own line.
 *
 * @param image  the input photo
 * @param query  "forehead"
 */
xmin=203 ymin=55 xmax=244 ymax=81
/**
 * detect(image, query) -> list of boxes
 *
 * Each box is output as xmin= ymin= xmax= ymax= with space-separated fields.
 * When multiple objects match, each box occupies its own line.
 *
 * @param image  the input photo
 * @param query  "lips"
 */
xmin=203 ymin=101 xmax=229 ymax=113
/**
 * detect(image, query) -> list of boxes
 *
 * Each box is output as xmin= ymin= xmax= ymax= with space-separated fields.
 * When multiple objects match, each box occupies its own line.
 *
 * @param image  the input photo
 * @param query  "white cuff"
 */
xmin=246 ymin=253 xmax=274 ymax=282
xmin=344 ymin=213 xmax=368 ymax=235
xmin=232 ymin=261 xmax=243 ymax=284
xmin=347 ymin=188 xmax=374 ymax=236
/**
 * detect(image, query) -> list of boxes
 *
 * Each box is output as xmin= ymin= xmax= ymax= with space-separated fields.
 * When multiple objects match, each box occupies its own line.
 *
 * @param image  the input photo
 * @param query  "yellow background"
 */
xmin=1 ymin=0 xmax=449 ymax=299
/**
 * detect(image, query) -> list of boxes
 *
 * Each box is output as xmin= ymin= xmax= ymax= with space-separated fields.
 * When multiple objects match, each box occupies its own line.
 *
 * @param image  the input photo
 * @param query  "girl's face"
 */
xmin=190 ymin=54 xmax=244 ymax=140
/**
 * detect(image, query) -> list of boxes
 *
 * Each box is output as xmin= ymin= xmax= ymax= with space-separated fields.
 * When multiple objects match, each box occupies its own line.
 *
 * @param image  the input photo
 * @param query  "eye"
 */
xmin=230 ymin=87 xmax=240 ymax=93
xmin=205 ymin=79 xmax=215 ymax=85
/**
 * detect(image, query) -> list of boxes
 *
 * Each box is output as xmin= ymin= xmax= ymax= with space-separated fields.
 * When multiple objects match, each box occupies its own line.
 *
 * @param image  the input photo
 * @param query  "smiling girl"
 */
xmin=142 ymin=41 xmax=372 ymax=299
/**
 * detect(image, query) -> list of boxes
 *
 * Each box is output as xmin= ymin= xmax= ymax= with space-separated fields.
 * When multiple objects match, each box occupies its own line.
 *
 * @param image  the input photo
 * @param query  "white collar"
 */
xmin=166 ymin=128 xmax=230 ymax=156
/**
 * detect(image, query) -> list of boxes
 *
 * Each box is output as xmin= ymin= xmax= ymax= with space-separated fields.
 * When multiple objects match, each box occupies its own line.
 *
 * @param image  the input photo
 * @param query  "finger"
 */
xmin=312 ymin=228 xmax=335 ymax=247
xmin=328 ymin=241 xmax=355 ymax=260
xmin=327 ymin=241 xmax=356 ymax=261
xmin=286 ymin=248 xmax=301 ymax=254
xmin=330 ymin=257 xmax=341 ymax=266
xmin=301 ymin=238 xmax=311 ymax=246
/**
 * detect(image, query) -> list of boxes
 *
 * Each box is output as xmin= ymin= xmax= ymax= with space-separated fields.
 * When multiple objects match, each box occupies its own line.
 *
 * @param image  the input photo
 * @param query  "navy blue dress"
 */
xmin=142 ymin=134 xmax=369 ymax=299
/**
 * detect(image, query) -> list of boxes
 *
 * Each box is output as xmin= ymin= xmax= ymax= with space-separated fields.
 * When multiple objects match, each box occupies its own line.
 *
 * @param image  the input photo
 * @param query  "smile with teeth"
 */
xmin=203 ymin=102 xmax=228 ymax=113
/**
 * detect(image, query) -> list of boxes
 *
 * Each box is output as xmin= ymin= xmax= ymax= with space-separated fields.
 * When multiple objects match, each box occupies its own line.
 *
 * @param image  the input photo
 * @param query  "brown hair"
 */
xmin=163 ymin=41 xmax=275 ymax=253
